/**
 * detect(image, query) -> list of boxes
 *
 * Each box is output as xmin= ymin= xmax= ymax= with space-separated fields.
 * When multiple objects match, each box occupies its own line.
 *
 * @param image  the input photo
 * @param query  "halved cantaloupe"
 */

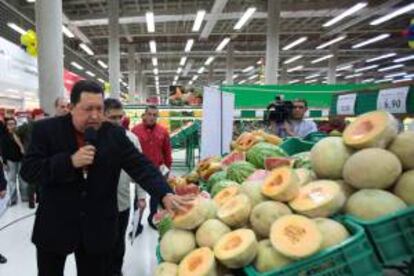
xmin=270 ymin=214 xmax=322 ymax=260
xmin=214 ymin=228 xmax=258 ymax=269
xmin=249 ymin=201 xmax=292 ymax=238
xmin=261 ymin=167 xmax=299 ymax=202
xmin=295 ymin=168 xmax=316 ymax=186
xmin=217 ymin=194 xmax=252 ymax=228
xmin=254 ymin=239 xmax=293 ymax=272
xmin=314 ymin=218 xmax=350 ymax=250
xmin=155 ymin=262 xmax=179 ymax=276
xmin=289 ymin=180 xmax=346 ymax=218
xmin=160 ymin=229 xmax=196 ymax=264
xmin=343 ymin=110 xmax=398 ymax=149
xmin=178 ymin=247 xmax=216 ymax=276
xmin=388 ymin=131 xmax=414 ymax=170
xmin=252 ymin=130 xmax=283 ymax=145
xmin=235 ymin=132 xmax=262 ymax=152
xmin=200 ymin=198 xmax=218 ymax=219
xmin=240 ymin=180 xmax=267 ymax=207
xmin=394 ymin=170 xmax=414 ymax=205
xmin=173 ymin=197 xmax=208 ymax=230
xmin=214 ymin=186 xmax=240 ymax=207
xmin=196 ymin=219 xmax=231 ymax=249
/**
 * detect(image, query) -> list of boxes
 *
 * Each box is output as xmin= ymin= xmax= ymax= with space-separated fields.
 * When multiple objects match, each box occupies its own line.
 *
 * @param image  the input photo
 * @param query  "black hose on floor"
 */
xmin=0 ymin=213 xmax=35 ymax=232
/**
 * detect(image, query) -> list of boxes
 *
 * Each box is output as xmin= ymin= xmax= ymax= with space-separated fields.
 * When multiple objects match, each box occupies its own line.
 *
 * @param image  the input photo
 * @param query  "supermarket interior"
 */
xmin=0 ymin=0 xmax=414 ymax=275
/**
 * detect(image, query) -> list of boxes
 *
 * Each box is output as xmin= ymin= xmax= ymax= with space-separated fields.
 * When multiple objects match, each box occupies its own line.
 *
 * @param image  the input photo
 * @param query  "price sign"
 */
xmin=337 ymin=93 xmax=357 ymax=115
xmin=377 ymin=87 xmax=409 ymax=114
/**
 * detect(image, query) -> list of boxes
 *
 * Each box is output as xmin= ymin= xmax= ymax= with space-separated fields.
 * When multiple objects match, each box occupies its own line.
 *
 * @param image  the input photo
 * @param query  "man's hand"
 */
xmin=0 ymin=190 xmax=6 ymax=199
xmin=71 ymin=145 xmax=96 ymax=168
xmin=137 ymin=198 xmax=146 ymax=210
xmin=162 ymin=194 xmax=195 ymax=215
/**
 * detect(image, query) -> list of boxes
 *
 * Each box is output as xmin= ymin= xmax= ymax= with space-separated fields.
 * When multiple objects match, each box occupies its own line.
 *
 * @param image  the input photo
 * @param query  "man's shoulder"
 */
xmin=32 ymin=115 xmax=67 ymax=131
xmin=155 ymin=124 xmax=169 ymax=134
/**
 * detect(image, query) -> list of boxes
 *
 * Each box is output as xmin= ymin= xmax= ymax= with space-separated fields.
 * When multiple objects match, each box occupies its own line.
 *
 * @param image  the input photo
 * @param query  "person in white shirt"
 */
xmin=103 ymin=98 xmax=147 ymax=276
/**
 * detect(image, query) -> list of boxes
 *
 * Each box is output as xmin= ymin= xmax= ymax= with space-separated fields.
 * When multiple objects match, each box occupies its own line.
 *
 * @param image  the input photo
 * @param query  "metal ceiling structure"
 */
xmin=1 ymin=0 xmax=414 ymax=98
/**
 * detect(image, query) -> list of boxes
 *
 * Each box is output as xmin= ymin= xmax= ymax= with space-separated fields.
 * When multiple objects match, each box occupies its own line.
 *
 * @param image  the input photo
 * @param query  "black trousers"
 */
xmin=37 ymin=244 xmax=110 ymax=276
xmin=112 ymin=208 xmax=130 ymax=274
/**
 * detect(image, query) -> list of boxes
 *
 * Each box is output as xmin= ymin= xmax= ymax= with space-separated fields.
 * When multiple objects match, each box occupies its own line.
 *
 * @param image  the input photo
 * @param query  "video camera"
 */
xmin=265 ymin=95 xmax=293 ymax=124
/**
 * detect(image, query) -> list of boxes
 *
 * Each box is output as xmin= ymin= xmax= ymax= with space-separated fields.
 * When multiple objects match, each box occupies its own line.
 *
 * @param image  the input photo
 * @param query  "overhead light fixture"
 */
xmin=153 ymin=68 xmax=159 ymax=75
xmin=287 ymin=65 xmax=304 ymax=73
xmin=239 ymin=80 xmax=247 ymax=84
xmin=174 ymin=75 xmax=179 ymax=81
xmin=62 ymin=25 xmax=75 ymax=38
xmin=146 ymin=12 xmax=155 ymax=33
xmin=172 ymin=80 xmax=177 ymax=85
xmin=155 ymin=76 xmax=159 ymax=82
xmin=152 ymin=57 xmax=158 ymax=66
xmin=70 ymin=61 xmax=84 ymax=70
xmin=378 ymin=64 xmax=404 ymax=72
xmin=205 ymin=56 xmax=215 ymax=66
xmin=361 ymin=78 xmax=375 ymax=83
xmin=284 ymin=55 xmax=303 ymax=65
xmin=233 ymin=74 xmax=239 ymax=79
xmin=97 ymin=78 xmax=105 ymax=83
xmin=323 ymin=2 xmax=367 ymax=27
xmin=336 ymin=64 xmax=353 ymax=71
xmin=375 ymin=78 xmax=393 ymax=83
xmin=289 ymin=79 xmax=300 ymax=84
xmin=366 ymin=53 xmax=397 ymax=63
xmin=282 ymin=37 xmax=308 ymax=51
xmin=149 ymin=40 xmax=157 ymax=53
xmin=215 ymin=37 xmax=231 ymax=52
xmin=242 ymin=66 xmax=254 ymax=73
xmin=192 ymin=10 xmax=206 ymax=32
xmin=197 ymin=67 xmax=205 ymax=74
xmin=184 ymin=39 xmax=194 ymax=52
xmin=370 ymin=3 xmax=414 ymax=25
xmin=352 ymin=34 xmax=390 ymax=49
xmin=305 ymin=79 xmax=318 ymax=84
xmin=188 ymin=80 xmax=193 ymax=85
xmin=393 ymin=78 xmax=412 ymax=83
xmin=257 ymin=59 xmax=262 ymax=65
xmin=234 ymin=7 xmax=256 ymax=30
xmin=26 ymin=0 xmax=36 ymax=2
xmin=7 ymin=22 xmax=26 ymax=35
xmin=394 ymin=54 xmax=414 ymax=63
xmin=344 ymin=73 xmax=362 ymax=79
xmin=177 ymin=67 xmax=182 ymax=74
xmin=248 ymin=74 xmax=258 ymax=80
xmin=86 ymin=71 xmax=96 ymax=77
xmin=79 ymin=43 xmax=94 ymax=55
xmin=355 ymin=64 xmax=379 ymax=73
xmin=385 ymin=72 xmax=407 ymax=79
xmin=305 ymin=74 xmax=321 ymax=80
xmin=179 ymin=57 xmax=187 ymax=66
xmin=97 ymin=60 xmax=108 ymax=69
xmin=316 ymin=35 xmax=346 ymax=49
xmin=192 ymin=75 xmax=199 ymax=81
xmin=311 ymin=54 xmax=334 ymax=64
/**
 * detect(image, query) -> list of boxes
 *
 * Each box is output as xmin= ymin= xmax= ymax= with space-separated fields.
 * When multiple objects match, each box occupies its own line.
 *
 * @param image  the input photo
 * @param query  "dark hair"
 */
xmin=54 ymin=97 xmax=66 ymax=107
xmin=104 ymin=98 xmax=123 ymax=113
xmin=293 ymin=99 xmax=308 ymax=108
xmin=145 ymin=105 xmax=158 ymax=113
xmin=70 ymin=80 xmax=104 ymax=105
xmin=5 ymin=117 xmax=16 ymax=125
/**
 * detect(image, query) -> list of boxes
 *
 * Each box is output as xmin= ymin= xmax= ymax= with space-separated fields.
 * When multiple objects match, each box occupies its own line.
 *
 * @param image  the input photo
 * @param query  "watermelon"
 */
xmin=158 ymin=215 xmax=173 ymax=238
xmin=221 ymin=151 xmax=246 ymax=166
xmin=264 ymin=157 xmax=293 ymax=170
xmin=246 ymin=143 xmax=287 ymax=169
xmin=207 ymin=171 xmax=227 ymax=192
xmin=247 ymin=170 xmax=269 ymax=182
xmin=227 ymin=161 xmax=256 ymax=183
xmin=211 ymin=180 xmax=239 ymax=197
xmin=292 ymin=151 xmax=312 ymax=169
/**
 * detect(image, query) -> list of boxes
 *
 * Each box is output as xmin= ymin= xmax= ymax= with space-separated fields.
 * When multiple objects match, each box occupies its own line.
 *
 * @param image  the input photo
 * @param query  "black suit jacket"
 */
xmin=20 ymin=114 xmax=172 ymax=254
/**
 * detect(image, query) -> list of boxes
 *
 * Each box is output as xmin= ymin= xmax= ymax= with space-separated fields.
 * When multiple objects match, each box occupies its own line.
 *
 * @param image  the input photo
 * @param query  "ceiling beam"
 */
xmin=199 ymin=0 xmax=228 ymax=40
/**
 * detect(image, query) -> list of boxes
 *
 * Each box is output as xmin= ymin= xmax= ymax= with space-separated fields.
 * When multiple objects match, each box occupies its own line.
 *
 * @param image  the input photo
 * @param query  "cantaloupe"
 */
xmin=196 ymin=219 xmax=232 ymax=249
xmin=240 ymin=180 xmax=267 ymax=207
xmin=343 ymin=148 xmax=402 ymax=189
xmin=200 ymin=198 xmax=218 ymax=219
xmin=289 ymin=180 xmax=346 ymax=218
xmin=214 ymin=229 xmax=258 ymax=269
xmin=217 ymin=194 xmax=252 ymax=228
xmin=254 ymin=239 xmax=293 ymax=272
xmin=160 ymin=229 xmax=196 ymax=263
xmin=173 ymin=197 xmax=208 ymax=230
xmin=214 ymin=186 xmax=240 ymax=207
xmin=235 ymin=132 xmax=262 ymax=152
xmin=270 ymin=214 xmax=322 ymax=259
xmin=314 ymin=218 xmax=350 ymax=250
xmin=261 ymin=167 xmax=300 ymax=202
xmin=295 ymin=168 xmax=316 ymax=186
xmin=155 ymin=262 xmax=179 ymax=276
xmin=388 ymin=131 xmax=414 ymax=170
xmin=249 ymin=201 xmax=292 ymax=238
xmin=343 ymin=110 xmax=398 ymax=149
xmin=346 ymin=189 xmax=407 ymax=220
xmin=394 ymin=170 xmax=414 ymax=205
xmin=335 ymin=180 xmax=356 ymax=199
xmin=310 ymin=137 xmax=353 ymax=179
xmin=178 ymin=247 xmax=217 ymax=276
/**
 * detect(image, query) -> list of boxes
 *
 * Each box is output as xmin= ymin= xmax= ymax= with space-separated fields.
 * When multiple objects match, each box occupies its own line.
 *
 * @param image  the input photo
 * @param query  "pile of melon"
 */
xmin=156 ymin=111 xmax=414 ymax=275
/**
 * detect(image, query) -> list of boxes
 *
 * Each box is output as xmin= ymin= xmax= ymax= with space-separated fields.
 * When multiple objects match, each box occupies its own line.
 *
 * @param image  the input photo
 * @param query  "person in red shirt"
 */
xmin=132 ymin=105 xmax=172 ymax=229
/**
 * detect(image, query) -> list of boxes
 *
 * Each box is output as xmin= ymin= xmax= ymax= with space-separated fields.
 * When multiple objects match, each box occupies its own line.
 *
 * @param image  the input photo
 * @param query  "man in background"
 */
xmin=54 ymin=97 xmax=69 ymax=117
xmin=0 ymin=160 xmax=8 ymax=264
xmin=132 ymin=105 xmax=172 ymax=229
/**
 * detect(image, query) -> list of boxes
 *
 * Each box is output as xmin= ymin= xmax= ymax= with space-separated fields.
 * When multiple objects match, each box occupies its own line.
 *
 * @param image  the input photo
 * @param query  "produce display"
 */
xmin=155 ymin=113 xmax=414 ymax=275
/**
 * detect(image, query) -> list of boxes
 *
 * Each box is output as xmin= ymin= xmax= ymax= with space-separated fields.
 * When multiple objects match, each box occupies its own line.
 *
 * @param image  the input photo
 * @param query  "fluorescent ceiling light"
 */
xmin=282 ymin=37 xmax=307 ymax=50
xmin=366 ymin=53 xmax=396 ymax=63
xmin=393 ymin=78 xmax=412 ymax=83
xmin=205 ymin=56 xmax=215 ymax=66
xmin=287 ymin=65 xmax=304 ymax=73
xmin=79 ymin=43 xmax=94 ymax=55
xmin=305 ymin=74 xmax=320 ymax=80
xmin=152 ymin=57 xmax=158 ymax=66
xmin=378 ymin=64 xmax=404 ymax=72
xmin=344 ymin=73 xmax=362 ymax=79
xmin=97 ymin=78 xmax=105 ymax=83
xmin=248 ymin=74 xmax=258 ymax=80
xmin=316 ymin=36 xmax=346 ymax=49
xmin=234 ymin=7 xmax=256 ymax=30
xmin=361 ymin=78 xmax=375 ymax=83
xmin=188 ymin=81 xmax=193 ymax=85
xmin=7 ymin=22 xmax=26 ymax=35
xmin=257 ymin=59 xmax=262 ymax=65
xmin=215 ymin=37 xmax=231 ymax=52
xmin=184 ymin=39 xmax=194 ymax=52
xmin=405 ymin=73 xmax=414 ymax=79
xmin=197 ymin=67 xmax=205 ymax=74
xmin=239 ymin=80 xmax=246 ymax=84
xmin=153 ymin=68 xmax=159 ymax=75
xmin=155 ymin=76 xmax=159 ymax=82
xmin=305 ymin=79 xmax=318 ymax=84
xmin=375 ymin=78 xmax=393 ymax=83
xmin=192 ymin=10 xmax=206 ymax=32
xmin=70 ymin=61 xmax=84 ymax=70
xmin=192 ymin=75 xmax=199 ymax=81
xmin=323 ymin=2 xmax=367 ymax=27
xmin=289 ymin=79 xmax=300 ymax=84
xmin=370 ymin=3 xmax=414 ymax=25
xmin=62 ymin=25 xmax=75 ymax=38
xmin=311 ymin=54 xmax=334 ymax=64
xmin=97 ymin=60 xmax=108 ymax=69
xmin=149 ymin=40 xmax=157 ymax=53
xmin=336 ymin=64 xmax=353 ymax=71
xmin=179 ymin=57 xmax=187 ymax=66
xmin=177 ymin=67 xmax=182 ymax=74
xmin=242 ymin=66 xmax=254 ymax=73
xmin=385 ymin=72 xmax=407 ymax=79
xmin=146 ymin=12 xmax=155 ymax=33
xmin=355 ymin=64 xmax=379 ymax=73
xmin=394 ymin=55 xmax=414 ymax=63
xmin=233 ymin=74 xmax=239 ymax=79
xmin=86 ymin=71 xmax=96 ymax=77
xmin=174 ymin=75 xmax=179 ymax=81
xmin=284 ymin=55 xmax=303 ymax=65
xmin=352 ymin=34 xmax=390 ymax=49
xmin=172 ymin=80 xmax=177 ymax=85
xmin=26 ymin=0 xmax=36 ymax=2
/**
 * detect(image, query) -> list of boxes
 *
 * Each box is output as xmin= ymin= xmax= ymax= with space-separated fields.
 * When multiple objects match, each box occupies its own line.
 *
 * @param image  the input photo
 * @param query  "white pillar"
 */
xmin=136 ymin=56 xmax=144 ymax=102
xmin=328 ymin=47 xmax=338 ymax=84
xmin=208 ymin=65 xmax=214 ymax=84
xmin=35 ymin=0 xmax=64 ymax=114
xmin=225 ymin=43 xmax=234 ymax=85
xmin=108 ymin=0 xmax=120 ymax=98
xmin=265 ymin=0 xmax=281 ymax=84
xmin=127 ymin=45 xmax=136 ymax=102
xmin=280 ymin=65 xmax=288 ymax=84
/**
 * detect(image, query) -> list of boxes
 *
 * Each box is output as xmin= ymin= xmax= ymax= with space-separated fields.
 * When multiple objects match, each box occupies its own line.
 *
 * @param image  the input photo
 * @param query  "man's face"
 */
xmin=56 ymin=99 xmax=69 ymax=116
xmin=6 ymin=120 xmax=16 ymax=133
xmin=105 ymin=108 xmax=124 ymax=127
xmin=292 ymin=101 xmax=307 ymax=120
xmin=143 ymin=108 xmax=158 ymax=126
xmin=70 ymin=92 xmax=104 ymax=132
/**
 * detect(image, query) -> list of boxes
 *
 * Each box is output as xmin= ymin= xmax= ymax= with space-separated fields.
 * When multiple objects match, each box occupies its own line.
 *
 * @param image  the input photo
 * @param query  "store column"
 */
xmin=35 ymin=0 xmax=64 ymax=114
xmin=127 ymin=45 xmax=136 ymax=103
xmin=280 ymin=65 xmax=288 ymax=84
xmin=327 ymin=47 xmax=338 ymax=84
xmin=208 ymin=64 xmax=214 ymax=85
xmin=265 ymin=0 xmax=281 ymax=84
xmin=108 ymin=0 xmax=120 ymax=98
xmin=225 ymin=43 xmax=234 ymax=85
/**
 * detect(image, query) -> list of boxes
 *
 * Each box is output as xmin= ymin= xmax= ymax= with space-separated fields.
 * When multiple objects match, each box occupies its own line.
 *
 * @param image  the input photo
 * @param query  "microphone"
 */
xmin=83 ymin=127 xmax=97 ymax=180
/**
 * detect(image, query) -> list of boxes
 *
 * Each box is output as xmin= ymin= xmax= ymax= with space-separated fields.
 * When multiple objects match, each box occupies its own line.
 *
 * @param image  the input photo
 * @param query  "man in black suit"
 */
xmin=20 ymin=80 xmax=188 ymax=276
xmin=0 ymin=161 xmax=7 ymax=264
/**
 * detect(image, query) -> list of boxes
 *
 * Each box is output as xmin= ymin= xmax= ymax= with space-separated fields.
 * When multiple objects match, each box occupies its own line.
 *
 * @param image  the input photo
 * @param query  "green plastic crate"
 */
xmin=303 ymin=132 xmax=327 ymax=143
xmin=346 ymin=206 xmax=414 ymax=266
xmin=279 ymin=138 xmax=315 ymax=156
xmin=244 ymin=220 xmax=382 ymax=276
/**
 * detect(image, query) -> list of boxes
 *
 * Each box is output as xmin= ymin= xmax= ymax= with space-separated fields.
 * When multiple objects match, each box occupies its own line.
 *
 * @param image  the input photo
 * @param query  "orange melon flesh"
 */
xmin=173 ymin=197 xmax=208 ymax=230
xmin=236 ymin=132 xmax=261 ymax=151
xmin=178 ymin=247 xmax=216 ymax=276
xmin=217 ymin=194 xmax=252 ymax=228
xmin=289 ymin=180 xmax=346 ymax=218
xmin=262 ymin=167 xmax=299 ymax=202
xmin=343 ymin=111 xmax=398 ymax=149
xmin=270 ymin=215 xmax=322 ymax=260
xmin=214 ymin=186 xmax=240 ymax=207
xmin=155 ymin=262 xmax=179 ymax=276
